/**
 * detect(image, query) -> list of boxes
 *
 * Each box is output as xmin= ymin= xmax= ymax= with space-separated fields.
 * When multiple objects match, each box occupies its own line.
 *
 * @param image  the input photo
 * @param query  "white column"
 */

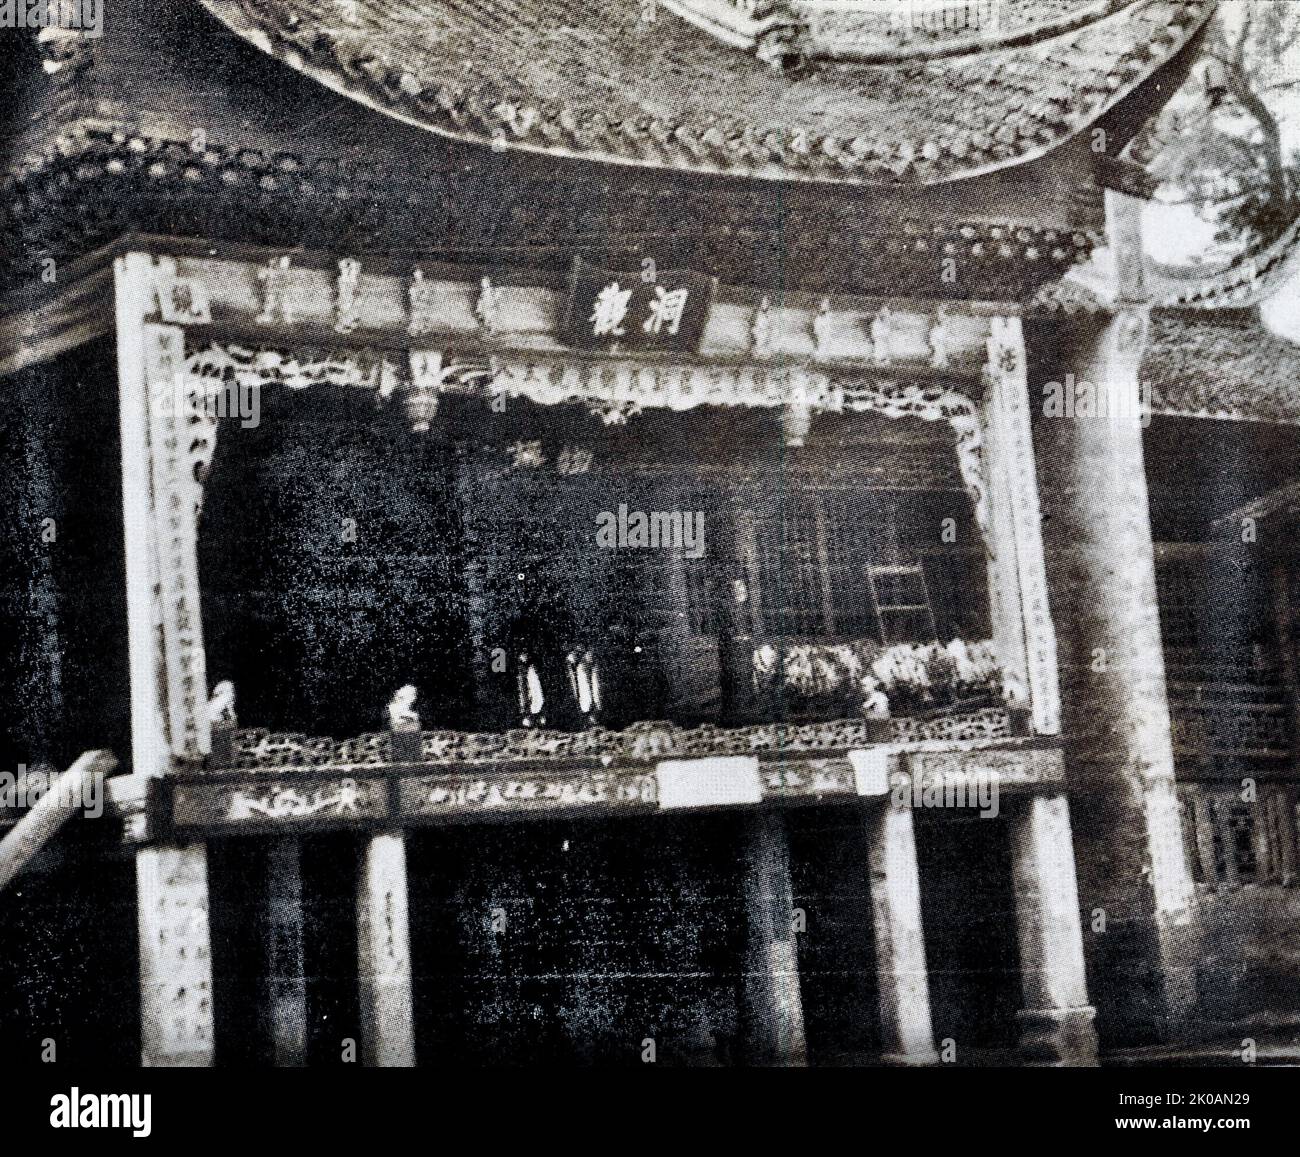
xmin=357 ymin=833 xmax=416 ymax=1067
xmin=740 ymin=811 xmax=807 ymax=1066
xmin=1039 ymin=219 xmax=1199 ymax=1038
xmin=117 ymin=252 xmax=217 ymax=1066
xmin=984 ymin=315 xmax=1060 ymax=735
xmin=137 ymin=844 xmax=215 ymax=1067
xmin=865 ymin=799 xmax=938 ymax=1065
xmin=1009 ymin=794 xmax=1098 ymax=1065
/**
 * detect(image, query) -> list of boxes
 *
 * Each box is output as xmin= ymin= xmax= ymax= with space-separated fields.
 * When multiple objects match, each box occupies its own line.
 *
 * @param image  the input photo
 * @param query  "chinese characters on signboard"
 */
xmin=565 ymin=259 xmax=716 ymax=353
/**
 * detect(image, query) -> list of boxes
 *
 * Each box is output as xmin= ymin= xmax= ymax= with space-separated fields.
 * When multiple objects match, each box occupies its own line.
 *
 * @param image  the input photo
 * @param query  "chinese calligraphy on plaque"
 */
xmin=565 ymin=258 xmax=715 ymax=352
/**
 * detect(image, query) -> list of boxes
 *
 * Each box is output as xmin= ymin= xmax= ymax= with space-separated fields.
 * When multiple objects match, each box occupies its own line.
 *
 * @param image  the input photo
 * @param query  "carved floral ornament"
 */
xmin=181 ymin=329 xmax=1017 ymax=543
xmin=223 ymin=707 xmax=1019 ymax=772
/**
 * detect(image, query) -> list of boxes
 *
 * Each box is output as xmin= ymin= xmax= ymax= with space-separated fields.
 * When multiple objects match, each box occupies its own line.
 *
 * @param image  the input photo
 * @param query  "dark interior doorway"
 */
xmin=914 ymin=809 xmax=1022 ymax=1057
xmin=208 ymin=832 xmax=360 ymax=1067
xmin=408 ymin=812 xmax=747 ymax=1066
xmin=786 ymin=805 xmax=880 ymax=1064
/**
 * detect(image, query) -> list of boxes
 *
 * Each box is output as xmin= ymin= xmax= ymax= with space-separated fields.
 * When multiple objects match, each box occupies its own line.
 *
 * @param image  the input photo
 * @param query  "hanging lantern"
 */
xmin=405 ymin=350 xmax=444 ymax=433
xmin=782 ymin=398 xmax=811 ymax=448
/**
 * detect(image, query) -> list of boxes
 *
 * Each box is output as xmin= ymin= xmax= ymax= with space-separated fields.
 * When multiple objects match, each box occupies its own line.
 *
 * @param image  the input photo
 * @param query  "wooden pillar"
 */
xmin=1269 ymin=562 xmax=1300 ymax=774
xmin=116 ymin=253 xmax=217 ymax=1065
xmin=740 ymin=811 xmax=807 ymax=1066
xmin=1036 ymin=306 xmax=1198 ymax=1043
xmin=1276 ymin=787 xmax=1299 ymax=886
xmin=1214 ymin=793 xmax=1240 ymax=889
xmin=865 ymin=798 xmax=938 ymax=1065
xmin=720 ymin=507 xmax=765 ymax=725
xmin=114 ymin=252 xmax=169 ymax=784
xmin=1191 ymin=791 xmax=1220 ymax=888
xmin=1009 ymin=793 xmax=1098 ymax=1065
xmin=983 ymin=315 xmax=1060 ymax=735
xmin=137 ymin=844 xmax=215 ymax=1066
xmin=265 ymin=837 xmax=307 ymax=1067
xmin=454 ymin=447 xmax=508 ymax=727
xmin=357 ymin=832 xmax=415 ymax=1067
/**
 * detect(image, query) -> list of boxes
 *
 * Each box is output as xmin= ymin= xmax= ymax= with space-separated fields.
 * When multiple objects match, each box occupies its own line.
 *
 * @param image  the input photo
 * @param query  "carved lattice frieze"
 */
xmin=186 ymin=343 xmax=403 ymax=393
xmin=221 ymin=708 xmax=1015 ymax=771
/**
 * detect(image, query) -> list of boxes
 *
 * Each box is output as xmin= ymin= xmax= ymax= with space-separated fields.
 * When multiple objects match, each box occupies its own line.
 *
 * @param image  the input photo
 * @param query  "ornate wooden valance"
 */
xmin=181 ymin=339 xmax=989 ymax=535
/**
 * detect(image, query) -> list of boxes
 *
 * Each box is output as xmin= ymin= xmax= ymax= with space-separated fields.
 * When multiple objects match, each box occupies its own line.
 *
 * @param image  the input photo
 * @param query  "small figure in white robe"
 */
xmin=517 ymin=653 xmax=545 ymax=728
xmin=871 ymin=306 xmax=894 ymax=366
xmin=812 ymin=297 xmax=834 ymax=360
xmin=207 ymin=680 xmax=236 ymax=725
xmin=566 ymin=649 xmax=603 ymax=725
xmin=751 ymin=296 xmax=773 ymax=360
xmin=387 ymin=684 xmax=421 ymax=731
xmin=929 ymin=306 xmax=953 ymax=370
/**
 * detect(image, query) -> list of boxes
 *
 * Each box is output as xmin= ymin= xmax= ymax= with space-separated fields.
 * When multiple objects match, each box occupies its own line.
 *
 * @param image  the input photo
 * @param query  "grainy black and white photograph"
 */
xmin=0 ymin=0 xmax=1298 ymax=1138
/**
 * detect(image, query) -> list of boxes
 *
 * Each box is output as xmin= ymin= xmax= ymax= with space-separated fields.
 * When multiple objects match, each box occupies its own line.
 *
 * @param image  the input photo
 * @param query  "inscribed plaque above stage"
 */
xmin=564 ymin=260 xmax=716 ymax=354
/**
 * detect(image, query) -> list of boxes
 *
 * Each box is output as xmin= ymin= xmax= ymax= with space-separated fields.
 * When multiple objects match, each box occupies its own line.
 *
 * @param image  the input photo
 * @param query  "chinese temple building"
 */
xmin=1 ymin=0 xmax=1297 ymax=1067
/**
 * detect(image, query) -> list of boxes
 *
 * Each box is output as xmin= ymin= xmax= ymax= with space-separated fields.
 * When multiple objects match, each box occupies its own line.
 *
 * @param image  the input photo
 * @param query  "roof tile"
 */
xmin=195 ymin=0 xmax=1216 ymax=186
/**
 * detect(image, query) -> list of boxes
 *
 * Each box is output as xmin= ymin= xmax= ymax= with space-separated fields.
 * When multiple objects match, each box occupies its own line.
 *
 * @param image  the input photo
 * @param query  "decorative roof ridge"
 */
xmin=670 ymin=0 xmax=1130 ymax=67
xmin=1149 ymin=214 xmax=1300 ymax=311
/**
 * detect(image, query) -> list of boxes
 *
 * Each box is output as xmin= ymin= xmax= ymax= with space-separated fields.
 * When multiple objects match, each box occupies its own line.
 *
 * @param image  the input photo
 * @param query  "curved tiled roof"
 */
xmin=1149 ymin=215 xmax=1300 ymax=311
xmin=1145 ymin=311 xmax=1300 ymax=424
xmin=196 ymin=0 xmax=1216 ymax=186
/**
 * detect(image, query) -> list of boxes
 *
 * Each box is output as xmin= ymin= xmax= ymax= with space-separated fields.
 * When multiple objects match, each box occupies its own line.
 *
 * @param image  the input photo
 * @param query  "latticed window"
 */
xmin=1179 ymin=785 xmax=1298 ymax=889
xmin=682 ymin=557 xmax=717 ymax=636
xmin=745 ymin=489 xmax=973 ymax=643
xmin=1158 ymin=551 xmax=1279 ymax=683
xmin=752 ymin=497 xmax=828 ymax=638
xmin=820 ymin=494 xmax=880 ymax=637
xmin=1226 ymin=803 xmax=1258 ymax=881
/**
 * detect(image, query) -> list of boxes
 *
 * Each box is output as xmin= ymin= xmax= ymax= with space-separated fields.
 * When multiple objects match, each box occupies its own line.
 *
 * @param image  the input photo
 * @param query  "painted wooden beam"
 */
xmin=137 ymin=843 xmax=216 ymax=1067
